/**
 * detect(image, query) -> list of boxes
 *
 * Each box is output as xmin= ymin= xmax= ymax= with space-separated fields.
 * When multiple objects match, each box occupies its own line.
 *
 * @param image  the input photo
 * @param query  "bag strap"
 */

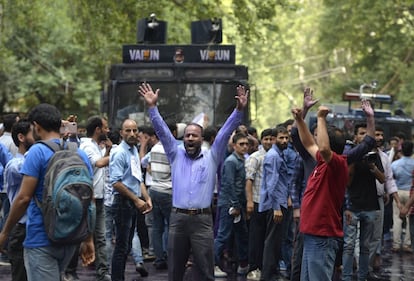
xmin=38 ymin=140 xmax=78 ymax=152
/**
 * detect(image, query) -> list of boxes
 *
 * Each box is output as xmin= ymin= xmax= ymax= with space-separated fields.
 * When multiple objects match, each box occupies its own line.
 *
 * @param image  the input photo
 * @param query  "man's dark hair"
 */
xmin=274 ymin=125 xmax=288 ymax=136
xmin=232 ymin=132 xmax=248 ymax=144
xmin=3 ymin=113 xmax=19 ymax=132
xmin=354 ymin=122 xmax=367 ymax=136
xmin=203 ymin=126 xmax=217 ymax=144
xmin=283 ymin=119 xmax=294 ymax=128
xmin=167 ymin=122 xmax=177 ymax=136
xmin=139 ymin=125 xmax=155 ymax=136
xmin=108 ymin=130 xmax=121 ymax=145
xmin=375 ymin=125 xmax=384 ymax=132
xmin=184 ymin=122 xmax=204 ymax=137
xmin=11 ymin=119 xmax=31 ymax=147
xmin=396 ymin=131 xmax=407 ymax=141
xmin=27 ymin=104 xmax=61 ymax=133
xmin=247 ymin=126 xmax=257 ymax=136
xmin=260 ymin=128 xmax=275 ymax=140
xmin=401 ymin=141 xmax=413 ymax=156
xmin=328 ymin=126 xmax=346 ymax=155
xmin=86 ymin=116 xmax=103 ymax=137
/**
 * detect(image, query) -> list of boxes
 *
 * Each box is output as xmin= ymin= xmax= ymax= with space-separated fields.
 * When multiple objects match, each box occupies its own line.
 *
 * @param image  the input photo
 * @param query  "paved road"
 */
xmin=1 ymin=250 xmax=414 ymax=280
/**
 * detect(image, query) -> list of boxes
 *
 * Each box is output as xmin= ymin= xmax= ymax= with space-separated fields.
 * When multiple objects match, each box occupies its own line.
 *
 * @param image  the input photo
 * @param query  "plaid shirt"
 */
xmin=245 ymin=146 xmax=267 ymax=203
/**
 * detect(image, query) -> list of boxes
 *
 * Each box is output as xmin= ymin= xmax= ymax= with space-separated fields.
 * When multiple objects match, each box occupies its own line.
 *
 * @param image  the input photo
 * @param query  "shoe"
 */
xmin=279 ymin=260 xmax=287 ymax=271
xmin=214 ymin=266 xmax=228 ymax=278
xmin=367 ymin=271 xmax=382 ymax=281
xmin=135 ymin=263 xmax=149 ymax=277
xmin=98 ymin=274 xmax=111 ymax=281
xmin=0 ymin=254 xmax=10 ymax=266
xmin=247 ymin=269 xmax=261 ymax=280
xmin=63 ymin=273 xmax=80 ymax=281
xmin=154 ymin=260 xmax=168 ymax=270
xmin=237 ymin=264 xmax=249 ymax=275
xmin=143 ymin=253 xmax=156 ymax=261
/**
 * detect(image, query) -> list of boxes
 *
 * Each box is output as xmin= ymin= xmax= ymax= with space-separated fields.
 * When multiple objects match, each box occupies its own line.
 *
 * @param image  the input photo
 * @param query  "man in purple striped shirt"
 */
xmin=139 ymin=82 xmax=248 ymax=281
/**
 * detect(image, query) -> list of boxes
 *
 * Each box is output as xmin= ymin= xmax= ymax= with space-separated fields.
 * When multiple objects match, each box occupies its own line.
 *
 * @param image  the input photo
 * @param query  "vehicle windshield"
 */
xmin=110 ymin=82 xmax=247 ymax=129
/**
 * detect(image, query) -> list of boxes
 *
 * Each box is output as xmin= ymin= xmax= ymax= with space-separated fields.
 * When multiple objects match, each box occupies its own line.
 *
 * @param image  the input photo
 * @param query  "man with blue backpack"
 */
xmin=0 ymin=103 xmax=95 ymax=281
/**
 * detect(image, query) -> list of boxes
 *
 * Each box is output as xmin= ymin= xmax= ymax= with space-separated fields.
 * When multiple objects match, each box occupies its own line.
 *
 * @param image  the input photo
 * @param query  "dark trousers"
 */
xmin=247 ymin=202 xmax=267 ymax=270
xmin=261 ymin=207 xmax=287 ymax=281
xmin=8 ymin=223 xmax=27 ymax=281
xmin=112 ymin=195 xmax=137 ymax=281
xmin=281 ymin=206 xmax=294 ymax=274
xmin=290 ymin=220 xmax=303 ymax=281
xmin=168 ymin=211 xmax=214 ymax=281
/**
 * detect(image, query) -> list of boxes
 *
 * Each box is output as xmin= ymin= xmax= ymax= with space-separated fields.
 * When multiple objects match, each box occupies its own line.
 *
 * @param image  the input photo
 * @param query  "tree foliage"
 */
xmin=0 ymin=0 xmax=413 ymax=130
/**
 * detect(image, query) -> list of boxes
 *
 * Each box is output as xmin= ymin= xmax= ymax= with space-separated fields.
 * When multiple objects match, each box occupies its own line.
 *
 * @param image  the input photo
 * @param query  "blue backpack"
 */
xmin=36 ymin=140 xmax=96 ymax=245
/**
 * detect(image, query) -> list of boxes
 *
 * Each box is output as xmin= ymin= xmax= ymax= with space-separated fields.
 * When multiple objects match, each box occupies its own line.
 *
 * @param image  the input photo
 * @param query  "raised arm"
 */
xmin=315 ymin=106 xmax=333 ymax=163
xmin=235 ymin=85 xmax=249 ymax=111
xmin=291 ymin=107 xmax=318 ymax=160
xmin=139 ymin=82 xmax=160 ymax=108
xmin=362 ymin=99 xmax=375 ymax=138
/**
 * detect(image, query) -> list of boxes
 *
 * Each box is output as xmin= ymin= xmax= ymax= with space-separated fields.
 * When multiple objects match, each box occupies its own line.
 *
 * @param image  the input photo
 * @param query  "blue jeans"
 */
xmin=104 ymin=205 xmax=114 ymax=265
xmin=342 ymin=210 xmax=379 ymax=281
xmin=149 ymin=189 xmax=172 ymax=264
xmin=111 ymin=195 xmax=136 ymax=281
xmin=301 ymin=234 xmax=340 ymax=281
xmin=24 ymin=244 xmax=77 ymax=281
xmin=214 ymin=206 xmax=248 ymax=265
xmin=94 ymin=199 xmax=110 ymax=278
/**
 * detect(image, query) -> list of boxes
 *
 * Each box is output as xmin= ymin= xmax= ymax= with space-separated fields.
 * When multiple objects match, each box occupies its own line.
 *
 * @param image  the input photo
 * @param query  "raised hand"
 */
xmin=291 ymin=108 xmax=303 ymax=121
xmin=138 ymin=82 xmax=159 ymax=108
xmin=317 ymin=106 xmax=330 ymax=118
xmin=235 ymin=85 xmax=249 ymax=111
xmin=303 ymin=88 xmax=319 ymax=110
xmin=361 ymin=99 xmax=374 ymax=117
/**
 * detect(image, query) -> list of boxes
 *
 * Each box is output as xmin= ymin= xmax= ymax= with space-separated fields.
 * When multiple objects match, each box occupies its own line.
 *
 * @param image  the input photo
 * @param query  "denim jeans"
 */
xmin=131 ymin=230 xmax=144 ymax=264
xmin=111 ymin=194 xmax=136 ymax=281
xmin=149 ymin=189 xmax=172 ymax=264
xmin=94 ymin=199 xmax=110 ymax=279
xmin=342 ymin=210 xmax=379 ymax=281
xmin=301 ymin=234 xmax=340 ymax=281
xmin=104 ymin=205 xmax=114 ymax=265
xmin=214 ymin=206 xmax=248 ymax=265
xmin=24 ymin=244 xmax=77 ymax=281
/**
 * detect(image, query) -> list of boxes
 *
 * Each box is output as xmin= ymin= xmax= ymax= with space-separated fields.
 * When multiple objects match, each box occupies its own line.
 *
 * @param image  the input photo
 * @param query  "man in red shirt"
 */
xmin=292 ymin=105 xmax=348 ymax=281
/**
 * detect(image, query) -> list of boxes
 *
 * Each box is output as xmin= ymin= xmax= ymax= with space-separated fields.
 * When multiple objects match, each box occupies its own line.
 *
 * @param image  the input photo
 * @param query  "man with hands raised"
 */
xmin=139 ymin=82 xmax=248 ymax=281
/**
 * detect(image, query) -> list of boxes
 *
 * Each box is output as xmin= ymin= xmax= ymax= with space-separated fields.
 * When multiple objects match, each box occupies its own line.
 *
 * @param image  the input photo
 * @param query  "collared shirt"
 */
xmin=289 ymin=155 xmax=306 ymax=209
xmin=376 ymin=149 xmax=397 ymax=196
xmin=259 ymin=144 xmax=289 ymax=212
xmin=391 ymin=156 xmax=414 ymax=191
xmin=4 ymin=153 xmax=26 ymax=224
xmin=110 ymin=141 xmax=142 ymax=196
xmin=218 ymin=152 xmax=246 ymax=209
xmin=0 ymin=132 xmax=18 ymax=156
xmin=149 ymin=106 xmax=243 ymax=209
xmin=0 ymin=142 xmax=12 ymax=193
xmin=245 ymin=146 xmax=267 ymax=203
xmin=80 ymin=137 xmax=106 ymax=199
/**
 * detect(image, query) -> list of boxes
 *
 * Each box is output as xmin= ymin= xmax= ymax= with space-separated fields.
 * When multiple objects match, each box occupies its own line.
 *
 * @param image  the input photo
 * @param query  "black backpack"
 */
xmin=35 ymin=140 xmax=96 ymax=245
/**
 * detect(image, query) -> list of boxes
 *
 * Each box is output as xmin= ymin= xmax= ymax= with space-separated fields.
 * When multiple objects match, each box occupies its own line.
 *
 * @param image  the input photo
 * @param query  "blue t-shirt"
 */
xmin=20 ymin=139 xmax=92 ymax=248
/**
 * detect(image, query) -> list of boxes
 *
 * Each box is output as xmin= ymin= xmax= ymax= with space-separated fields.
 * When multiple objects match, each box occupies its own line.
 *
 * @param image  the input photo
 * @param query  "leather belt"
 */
xmin=173 ymin=207 xmax=211 ymax=215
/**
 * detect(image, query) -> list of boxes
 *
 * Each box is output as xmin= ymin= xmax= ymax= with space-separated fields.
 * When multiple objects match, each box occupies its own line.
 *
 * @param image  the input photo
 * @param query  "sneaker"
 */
xmin=237 ymin=264 xmax=249 ymax=275
xmin=135 ymin=263 xmax=149 ymax=277
xmin=279 ymin=260 xmax=287 ymax=271
xmin=214 ymin=266 xmax=228 ymax=278
xmin=247 ymin=269 xmax=261 ymax=280
xmin=63 ymin=273 xmax=80 ymax=281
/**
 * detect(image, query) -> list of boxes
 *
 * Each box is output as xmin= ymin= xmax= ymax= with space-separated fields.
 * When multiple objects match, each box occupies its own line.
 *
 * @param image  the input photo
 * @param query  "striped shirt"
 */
xmin=149 ymin=142 xmax=172 ymax=194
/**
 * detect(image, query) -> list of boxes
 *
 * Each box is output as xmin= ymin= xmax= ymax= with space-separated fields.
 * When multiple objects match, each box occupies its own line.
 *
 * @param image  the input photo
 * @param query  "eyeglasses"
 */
xmin=237 ymin=142 xmax=249 ymax=146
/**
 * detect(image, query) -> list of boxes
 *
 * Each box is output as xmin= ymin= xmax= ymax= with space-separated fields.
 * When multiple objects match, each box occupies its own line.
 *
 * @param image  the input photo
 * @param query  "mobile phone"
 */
xmin=60 ymin=122 xmax=78 ymax=135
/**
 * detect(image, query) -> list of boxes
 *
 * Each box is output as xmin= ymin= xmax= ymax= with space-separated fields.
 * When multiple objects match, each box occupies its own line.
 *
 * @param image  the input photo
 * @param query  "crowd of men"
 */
xmin=0 ymin=84 xmax=413 ymax=281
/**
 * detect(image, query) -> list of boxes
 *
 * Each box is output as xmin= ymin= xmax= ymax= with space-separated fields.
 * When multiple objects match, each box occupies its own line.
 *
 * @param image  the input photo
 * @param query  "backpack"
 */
xmin=35 ymin=140 xmax=96 ymax=245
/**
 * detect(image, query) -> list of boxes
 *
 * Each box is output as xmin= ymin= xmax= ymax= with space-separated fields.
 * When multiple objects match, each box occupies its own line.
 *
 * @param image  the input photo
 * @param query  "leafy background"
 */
xmin=1 ymin=0 xmax=413 ymax=132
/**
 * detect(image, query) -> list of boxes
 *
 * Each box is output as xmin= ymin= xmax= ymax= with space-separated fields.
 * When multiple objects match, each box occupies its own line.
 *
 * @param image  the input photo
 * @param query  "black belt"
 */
xmin=173 ymin=207 xmax=211 ymax=215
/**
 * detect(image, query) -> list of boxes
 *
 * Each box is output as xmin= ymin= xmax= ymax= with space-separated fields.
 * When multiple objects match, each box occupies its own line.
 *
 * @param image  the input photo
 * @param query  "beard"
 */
xmin=184 ymin=142 xmax=201 ymax=159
